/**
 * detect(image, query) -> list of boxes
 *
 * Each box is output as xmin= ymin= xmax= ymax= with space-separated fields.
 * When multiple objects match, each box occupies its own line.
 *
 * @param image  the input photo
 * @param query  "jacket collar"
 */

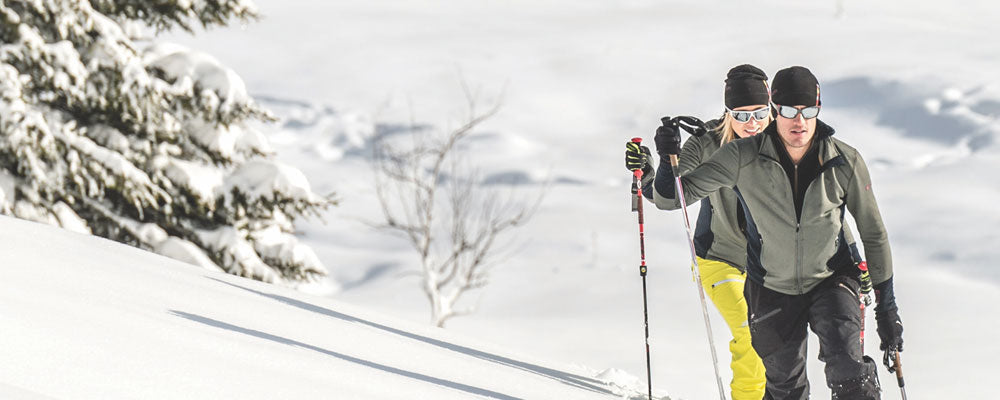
xmin=757 ymin=119 xmax=841 ymax=164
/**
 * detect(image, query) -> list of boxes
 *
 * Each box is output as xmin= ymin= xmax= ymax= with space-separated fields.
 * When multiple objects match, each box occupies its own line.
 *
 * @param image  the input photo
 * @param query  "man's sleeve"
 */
xmin=644 ymin=134 xmax=705 ymax=201
xmin=652 ymin=139 xmax=741 ymax=211
xmin=845 ymin=151 xmax=893 ymax=284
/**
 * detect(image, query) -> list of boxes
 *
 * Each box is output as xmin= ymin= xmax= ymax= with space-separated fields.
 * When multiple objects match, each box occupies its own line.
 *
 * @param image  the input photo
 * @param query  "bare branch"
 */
xmin=369 ymin=77 xmax=538 ymax=328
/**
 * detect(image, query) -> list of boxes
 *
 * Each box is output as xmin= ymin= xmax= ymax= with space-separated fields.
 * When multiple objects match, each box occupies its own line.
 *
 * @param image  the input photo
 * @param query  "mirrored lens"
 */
xmin=777 ymin=105 xmax=820 ymax=119
xmin=752 ymin=108 xmax=770 ymax=121
xmin=778 ymin=105 xmax=799 ymax=118
xmin=729 ymin=107 xmax=770 ymax=123
xmin=732 ymin=111 xmax=751 ymax=123
xmin=800 ymin=106 xmax=820 ymax=119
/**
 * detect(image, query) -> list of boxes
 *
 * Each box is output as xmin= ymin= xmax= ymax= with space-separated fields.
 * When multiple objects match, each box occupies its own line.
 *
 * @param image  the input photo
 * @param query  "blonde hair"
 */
xmin=713 ymin=109 xmax=772 ymax=146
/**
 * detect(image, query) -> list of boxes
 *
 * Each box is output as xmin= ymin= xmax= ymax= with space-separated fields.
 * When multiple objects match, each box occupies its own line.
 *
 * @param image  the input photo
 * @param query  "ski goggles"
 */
xmin=726 ymin=106 xmax=770 ymax=123
xmin=774 ymin=104 xmax=821 ymax=120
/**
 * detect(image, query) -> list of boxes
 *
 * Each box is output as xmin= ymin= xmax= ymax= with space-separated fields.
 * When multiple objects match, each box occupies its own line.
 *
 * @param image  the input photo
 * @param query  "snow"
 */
xmin=195 ymin=225 xmax=281 ymax=283
xmin=221 ymin=159 xmax=320 ymax=203
xmin=154 ymin=237 xmax=225 ymax=273
xmin=2 ymin=0 xmax=998 ymax=398
xmin=0 ymin=169 xmax=15 ymax=212
xmin=128 ymin=221 xmax=225 ymax=272
xmin=144 ymin=42 xmax=251 ymax=112
xmin=49 ymin=201 xmax=90 ymax=234
xmin=150 ymin=0 xmax=1000 ymax=397
xmin=250 ymin=225 xmax=324 ymax=278
xmin=0 ymin=215 xmax=628 ymax=400
xmin=162 ymin=157 xmax=224 ymax=201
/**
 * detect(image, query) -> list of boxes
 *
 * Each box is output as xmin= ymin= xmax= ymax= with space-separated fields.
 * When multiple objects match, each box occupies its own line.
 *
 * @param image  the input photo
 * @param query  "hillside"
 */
xmin=0 ymin=216 xmax=646 ymax=399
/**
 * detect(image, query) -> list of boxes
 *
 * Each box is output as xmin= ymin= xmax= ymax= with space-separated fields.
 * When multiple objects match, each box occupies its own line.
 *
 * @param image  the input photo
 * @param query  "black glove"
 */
xmin=625 ymin=141 xmax=653 ymax=173
xmin=874 ymin=278 xmax=903 ymax=352
xmin=654 ymin=117 xmax=683 ymax=156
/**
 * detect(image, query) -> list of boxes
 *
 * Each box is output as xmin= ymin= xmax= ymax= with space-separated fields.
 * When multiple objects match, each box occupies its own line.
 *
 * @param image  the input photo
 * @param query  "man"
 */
xmin=649 ymin=66 xmax=904 ymax=400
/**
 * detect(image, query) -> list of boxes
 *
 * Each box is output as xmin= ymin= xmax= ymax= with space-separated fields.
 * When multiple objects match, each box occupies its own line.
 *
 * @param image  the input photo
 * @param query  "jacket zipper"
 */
xmin=762 ymin=156 xmax=800 ymax=291
xmin=796 ymin=222 xmax=802 ymax=292
xmin=795 ymin=155 xmax=841 ymax=292
xmin=794 ymin=164 xmax=802 ymax=292
xmin=794 ymin=164 xmax=799 ymax=207
xmin=761 ymin=137 xmax=845 ymax=294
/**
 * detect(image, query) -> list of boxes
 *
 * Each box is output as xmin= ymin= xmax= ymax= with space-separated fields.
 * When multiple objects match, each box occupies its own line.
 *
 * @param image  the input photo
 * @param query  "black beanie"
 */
xmin=724 ymin=64 xmax=770 ymax=109
xmin=771 ymin=66 xmax=821 ymax=106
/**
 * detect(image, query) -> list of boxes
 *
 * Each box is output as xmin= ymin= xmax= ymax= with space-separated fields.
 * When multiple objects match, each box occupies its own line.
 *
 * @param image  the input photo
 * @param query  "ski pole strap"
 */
xmin=883 ymin=349 xmax=895 ymax=372
xmin=631 ymin=179 xmax=640 ymax=212
xmin=630 ymin=137 xmax=644 ymax=212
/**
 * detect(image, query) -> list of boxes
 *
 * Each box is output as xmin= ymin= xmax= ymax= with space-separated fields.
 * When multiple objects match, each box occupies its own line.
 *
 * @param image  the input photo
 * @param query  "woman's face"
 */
xmin=730 ymin=104 xmax=770 ymax=138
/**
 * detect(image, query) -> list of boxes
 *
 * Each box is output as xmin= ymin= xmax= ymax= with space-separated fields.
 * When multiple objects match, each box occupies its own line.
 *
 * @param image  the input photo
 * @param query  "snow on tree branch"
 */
xmin=0 ymin=0 xmax=336 ymax=288
xmin=89 ymin=0 xmax=260 ymax=33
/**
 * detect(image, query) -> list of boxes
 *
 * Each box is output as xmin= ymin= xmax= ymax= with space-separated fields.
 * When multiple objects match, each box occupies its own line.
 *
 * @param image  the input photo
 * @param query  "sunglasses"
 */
xmin=726 ymin=106 xmax=771 ymax=123
xmin=774 ymin=104 xmax=821 ymax=120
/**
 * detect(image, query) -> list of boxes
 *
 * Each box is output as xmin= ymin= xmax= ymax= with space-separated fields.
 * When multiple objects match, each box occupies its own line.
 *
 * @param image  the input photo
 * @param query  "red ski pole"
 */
xmin=859 ymin=261 xmax=872 ymax=349
xmin=630 ymin=137 xmax=654 ymax=400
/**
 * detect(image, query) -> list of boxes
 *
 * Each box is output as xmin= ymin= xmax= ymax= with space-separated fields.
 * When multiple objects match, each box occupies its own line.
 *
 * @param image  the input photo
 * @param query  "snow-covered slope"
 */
xmin=127 ymin=0 xmax=1000 ymax=398
xmin=0 ymin=215 xmax=651 ymax=399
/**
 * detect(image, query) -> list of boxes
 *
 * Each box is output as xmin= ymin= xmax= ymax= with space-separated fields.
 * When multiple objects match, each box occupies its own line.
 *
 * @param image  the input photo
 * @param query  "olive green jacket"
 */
xmin=651 ymin=120 xmax=891 ymax=295
xmin=642 ymin=121 xmax=750 ymax=271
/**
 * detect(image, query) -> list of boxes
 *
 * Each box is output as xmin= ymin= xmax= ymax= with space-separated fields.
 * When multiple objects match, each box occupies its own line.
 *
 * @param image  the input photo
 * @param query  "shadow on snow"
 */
xmin=203 ymin=277 xmax=615 ymax=396
xmin=168 ymin=310 xmax=521 ymax=399
xmin=824 ymin=77 xmax=996 ymax=151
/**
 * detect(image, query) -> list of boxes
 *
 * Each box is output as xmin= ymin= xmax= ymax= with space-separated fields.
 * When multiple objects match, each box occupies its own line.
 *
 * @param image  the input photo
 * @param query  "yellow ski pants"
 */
xmin=697 ymin=257 xmax=766 ymax=400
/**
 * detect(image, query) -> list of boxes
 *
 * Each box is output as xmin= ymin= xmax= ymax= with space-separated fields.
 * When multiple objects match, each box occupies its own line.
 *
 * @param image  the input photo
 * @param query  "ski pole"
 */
xmin=858 ymin=261 xmax=872 ymax=349
xmin=662 ymin=117 xmax=727 ymax=400
xmin=630 ymin=137 xmax=654 ymax=400
xmin=884 ymin=349 xmax=907 ymax=400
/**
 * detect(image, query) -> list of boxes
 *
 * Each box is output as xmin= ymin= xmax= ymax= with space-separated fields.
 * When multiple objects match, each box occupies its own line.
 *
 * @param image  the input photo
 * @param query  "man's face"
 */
xmin=775 ymin=105 xmax=818 ymax=150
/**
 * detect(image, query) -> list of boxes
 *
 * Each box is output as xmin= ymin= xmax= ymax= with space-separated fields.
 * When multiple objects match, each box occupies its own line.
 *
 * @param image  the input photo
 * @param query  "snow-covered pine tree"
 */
xmin=0 ymin=0 xmax=335 ymax=286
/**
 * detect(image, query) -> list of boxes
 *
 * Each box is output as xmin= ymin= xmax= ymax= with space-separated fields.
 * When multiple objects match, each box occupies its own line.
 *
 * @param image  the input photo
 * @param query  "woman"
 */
xmin=625 ymin=64 xmax=771 ymax=400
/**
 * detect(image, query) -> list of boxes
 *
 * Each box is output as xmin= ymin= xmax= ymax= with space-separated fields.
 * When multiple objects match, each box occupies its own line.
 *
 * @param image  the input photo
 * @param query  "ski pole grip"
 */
xmin=669 ymin=154 xmax=680 ymax=177
xmin=630 ymin=137 xmax=644 ymax=179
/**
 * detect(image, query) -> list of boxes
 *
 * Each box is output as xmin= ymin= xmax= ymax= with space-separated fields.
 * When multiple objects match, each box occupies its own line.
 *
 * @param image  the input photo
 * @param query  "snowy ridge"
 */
xmin=0 ymin=215 xmax=655 ymax=400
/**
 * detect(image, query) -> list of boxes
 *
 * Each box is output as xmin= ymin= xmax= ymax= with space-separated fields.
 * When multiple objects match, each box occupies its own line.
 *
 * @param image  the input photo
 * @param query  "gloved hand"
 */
xmin=874 ymin=278 xmax=903 ymax=352
xmin=625 ymin=141 xmax=653 ymax=173
xmin=654 ymin=117 xmax=683 ymax=156
xmin=876 ymin=308 xmax=903 ymax=351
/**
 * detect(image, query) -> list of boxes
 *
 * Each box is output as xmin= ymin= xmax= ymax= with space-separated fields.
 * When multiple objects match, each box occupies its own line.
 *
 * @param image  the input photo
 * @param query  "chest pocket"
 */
xmin=807 ymin=156 xmax=849 ymax=220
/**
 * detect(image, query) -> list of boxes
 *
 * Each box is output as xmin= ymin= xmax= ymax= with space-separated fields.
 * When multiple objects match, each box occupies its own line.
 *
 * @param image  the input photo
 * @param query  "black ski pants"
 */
xmin=745 ymin=274 xmax=879 ymax=400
